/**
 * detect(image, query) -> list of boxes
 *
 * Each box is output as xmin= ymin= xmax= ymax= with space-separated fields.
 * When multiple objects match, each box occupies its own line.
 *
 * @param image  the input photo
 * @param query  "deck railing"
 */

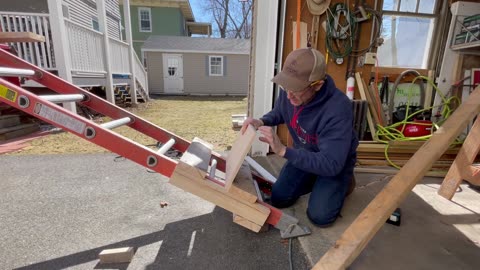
xmin=0 ymin=12 xmax=55 ymax=69
xmin=109 ymin=38 xmax=130 ymax=74
xmin=134 ymin=52 xmax=148 ymax=95
xmin=1 ymin=11 xmax=147 ymax=96
xmin=64 ymin=19 xmax=105 ymax=73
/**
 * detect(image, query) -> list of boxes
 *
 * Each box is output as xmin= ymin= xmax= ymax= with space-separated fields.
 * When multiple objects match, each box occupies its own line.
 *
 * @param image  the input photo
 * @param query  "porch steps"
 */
xmin=0 ymin=122 xmax=40 ymax=141
xmin=114 ymin=84 xmax=147 ymax=107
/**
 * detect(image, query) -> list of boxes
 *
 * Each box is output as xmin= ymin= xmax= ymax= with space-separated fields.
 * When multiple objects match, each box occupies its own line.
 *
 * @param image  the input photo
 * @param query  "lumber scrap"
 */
xmin=99 ymin=247 xmax=134 ymax=264
xmin=438 ymin=116 xmax=480 ymax=199
xmin=0 ymin=32 xmax=45 ymax=43
xmin=313 ymin=85 xmax=480 ymax=270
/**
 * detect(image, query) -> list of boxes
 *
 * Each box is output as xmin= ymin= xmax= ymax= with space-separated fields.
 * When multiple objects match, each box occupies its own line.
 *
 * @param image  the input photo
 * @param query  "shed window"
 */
xmin=377 ymin=0 xmax=438 ymax=69
xmin=209 ymin=55 xmax=223 ymax=76
xmin=139 ymin=7 xmax=151 ymax=32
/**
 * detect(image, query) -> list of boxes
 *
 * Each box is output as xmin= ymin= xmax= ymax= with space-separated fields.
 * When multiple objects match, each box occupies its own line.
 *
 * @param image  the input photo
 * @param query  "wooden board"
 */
xmin=170 ymin=161 xmax=270 ymax=227
xmin=99 ymin=247 xmax=134 ymax=264
xmin=438 ymin=116 xmax=480 ymax=199
xmin=0 ymin=32 xmax=45 ymax=43
xmin=233 ymin=214 xmax=263 ymax=232
xmin=225 ymin=125 xmax=256 ymax=190
xmin=313 ymin=85 xmax=480 ymax=270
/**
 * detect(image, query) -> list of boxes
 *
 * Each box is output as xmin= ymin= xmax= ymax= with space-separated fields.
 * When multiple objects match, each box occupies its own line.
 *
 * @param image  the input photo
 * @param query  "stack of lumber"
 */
xmin=355 ymin=140 xmax=468 ymax=177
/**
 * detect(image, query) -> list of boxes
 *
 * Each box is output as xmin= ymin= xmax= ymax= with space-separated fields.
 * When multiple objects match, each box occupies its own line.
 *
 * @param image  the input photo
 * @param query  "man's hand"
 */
xmin=258 ymin=126 xmax=287 ymax=157
xmin=240 ymin=117 xmax=264 ymax=134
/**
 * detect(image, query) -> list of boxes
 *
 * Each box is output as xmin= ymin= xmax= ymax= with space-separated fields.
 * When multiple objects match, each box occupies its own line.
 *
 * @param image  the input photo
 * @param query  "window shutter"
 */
xmin=205 ymin=55 xmax=209 ymax=76
xmin=223 ymin=56 xmax=227 ymax=76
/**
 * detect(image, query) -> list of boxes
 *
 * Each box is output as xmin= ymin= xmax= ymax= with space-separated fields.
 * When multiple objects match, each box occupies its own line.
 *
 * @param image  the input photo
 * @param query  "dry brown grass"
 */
xmin=9 ymin=96 xmax=247 ymax=155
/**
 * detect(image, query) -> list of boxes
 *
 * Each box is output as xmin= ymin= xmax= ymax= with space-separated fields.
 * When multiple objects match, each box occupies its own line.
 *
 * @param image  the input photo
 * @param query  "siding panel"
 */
xmin=146 ymin=51 xmax=164 ymax=94
xmin=63 ymin=0 xmax=120 ymax=39
xmin=183 ymin=53 xmax=248 ymax=95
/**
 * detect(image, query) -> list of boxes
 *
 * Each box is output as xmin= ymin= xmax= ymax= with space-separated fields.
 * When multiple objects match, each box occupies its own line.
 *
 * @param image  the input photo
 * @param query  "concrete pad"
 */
xmin=0 ymin=154 xmax=309 ymax=269
xmin=253 ymin=155 xmax=480 ymax=269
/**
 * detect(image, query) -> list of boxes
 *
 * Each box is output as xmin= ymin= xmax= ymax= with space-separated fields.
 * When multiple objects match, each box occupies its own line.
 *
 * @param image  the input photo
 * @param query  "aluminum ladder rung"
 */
xmin=39 ymin=94 xmax=85 ymax=103
xmin=0 ymin=67 xmax=36 ymax=77
xmin=100 ymin=117 xmax=132 ymax=130
xmin=157 ymin=138 xmax=176 ymax=155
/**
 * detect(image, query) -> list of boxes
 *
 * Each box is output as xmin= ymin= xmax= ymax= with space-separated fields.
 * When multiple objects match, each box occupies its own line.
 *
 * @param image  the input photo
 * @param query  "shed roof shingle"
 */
xmin=142 ymin=36 xmax=250 ymax=55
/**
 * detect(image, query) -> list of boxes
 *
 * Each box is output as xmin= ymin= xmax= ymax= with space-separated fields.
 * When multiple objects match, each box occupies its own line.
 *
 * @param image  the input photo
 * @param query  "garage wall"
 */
xmin=146 ymin=51 xmax=249 ymax=95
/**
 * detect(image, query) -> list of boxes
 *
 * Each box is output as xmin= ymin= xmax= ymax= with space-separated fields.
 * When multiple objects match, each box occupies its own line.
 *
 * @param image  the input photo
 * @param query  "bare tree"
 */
xmin=201 ymin=0 xmax=253 ymax=38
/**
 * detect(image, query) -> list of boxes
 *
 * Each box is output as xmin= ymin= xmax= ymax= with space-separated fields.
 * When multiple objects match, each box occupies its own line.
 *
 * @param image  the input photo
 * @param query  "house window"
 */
xmin=209 ymin=55 xmax=223 ymax=76
xmin=92 ymin=16 xmax=100 ymax=31
xmin=62 ymin=4 xmax=70 ymax=19
xmin=377 ymin=0 xmax=438 ymax=69
xmin=138 ymin=7 xmax=151 ymax=32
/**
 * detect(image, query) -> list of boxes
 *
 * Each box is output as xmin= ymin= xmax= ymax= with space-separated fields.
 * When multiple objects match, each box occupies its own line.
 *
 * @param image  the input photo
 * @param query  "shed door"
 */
xmin=162 ymin=54 xmax=184 ymax=93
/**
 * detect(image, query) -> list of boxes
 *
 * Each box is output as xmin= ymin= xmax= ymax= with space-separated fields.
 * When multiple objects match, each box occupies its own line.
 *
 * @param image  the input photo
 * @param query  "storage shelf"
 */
xmin=451 ymin=40 xmax=480 ymax=51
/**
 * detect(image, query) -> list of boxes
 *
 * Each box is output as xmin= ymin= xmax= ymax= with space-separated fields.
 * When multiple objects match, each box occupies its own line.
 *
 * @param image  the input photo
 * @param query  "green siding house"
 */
xmin=120 ymin=0 xmax=211 ymax=62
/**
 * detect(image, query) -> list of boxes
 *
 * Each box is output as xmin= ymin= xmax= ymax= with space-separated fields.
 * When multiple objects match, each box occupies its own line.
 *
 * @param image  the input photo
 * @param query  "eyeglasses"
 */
xmin=280 ymin=80 xmax=321 ymax=96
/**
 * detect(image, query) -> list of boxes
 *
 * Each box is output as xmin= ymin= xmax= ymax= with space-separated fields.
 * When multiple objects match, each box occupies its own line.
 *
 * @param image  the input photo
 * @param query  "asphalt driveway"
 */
xmin=0 ymin=153 xmax=309 ymax=270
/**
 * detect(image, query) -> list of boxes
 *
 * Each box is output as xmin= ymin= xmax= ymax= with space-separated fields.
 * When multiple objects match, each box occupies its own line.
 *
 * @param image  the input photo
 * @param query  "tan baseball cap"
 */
xmin=271 ymin=47 xmax=326 ymax=92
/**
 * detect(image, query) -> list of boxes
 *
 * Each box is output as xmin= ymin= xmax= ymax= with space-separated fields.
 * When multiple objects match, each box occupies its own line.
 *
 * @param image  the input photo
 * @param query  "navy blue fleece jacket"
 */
xmin=261 ymin=75 xmax=358 ymax=176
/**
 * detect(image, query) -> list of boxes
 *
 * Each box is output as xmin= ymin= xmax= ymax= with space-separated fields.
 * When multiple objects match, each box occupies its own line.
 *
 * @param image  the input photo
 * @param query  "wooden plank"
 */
xmin=225 ymin=125 xmax=256 ymax=191
xmin=355 ymin=72 xmax=377 ymax=137
xmin=438 ymin=116 xmax=480 ymax=199
xmin=0 ymin=32 xmax=45 ymax=43
xmin=314 ymin=85 xmax=480 ymax=270
xmin=365 ymin=81 xmax=385 ymax=126
xmin=170 ymin=161 xmax=270 ymax=227
xmin=464 ymin=165 xmax=480 ymax=185
xmin=180 ymin=137 xmax=212 ymax=172
xmin=233 ymin=214 xmax=263 ymax=232
xmin=375 ymin=67 xmax=428 ymax=79
xmin=99 ymin=247 xmax=134 ymax=264
xmin=354 ymin=167 xmax=448 ymax=178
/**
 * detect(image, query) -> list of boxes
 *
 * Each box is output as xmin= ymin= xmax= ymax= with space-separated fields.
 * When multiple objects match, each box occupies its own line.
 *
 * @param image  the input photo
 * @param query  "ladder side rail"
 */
xmin=0 ymin=78 xmax=177 ymax=177
xmin=0 ymin=48 xmax=227 ymax=172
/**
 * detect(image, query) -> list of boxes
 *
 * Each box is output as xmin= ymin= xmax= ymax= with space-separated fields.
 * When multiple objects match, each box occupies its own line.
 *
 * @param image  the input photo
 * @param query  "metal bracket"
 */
xmin=274 ymin=210 xmax=312 ymax=239
xmin=279 ymin=223 xmax=312 ymax=239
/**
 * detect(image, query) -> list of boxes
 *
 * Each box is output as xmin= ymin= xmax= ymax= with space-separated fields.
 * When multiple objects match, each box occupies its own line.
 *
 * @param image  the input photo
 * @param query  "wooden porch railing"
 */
xmin=109 ymin=38 xmax=130 ymax=74
xmin=0 ymin=12 xmax=55 ymax=69
xmin=0 ymin=11 xmax=147 ymax=98
xmin=64 ymin=19 xmax=105 ymax=73
xmin=133 ymin=51 xmax=148 ymax=95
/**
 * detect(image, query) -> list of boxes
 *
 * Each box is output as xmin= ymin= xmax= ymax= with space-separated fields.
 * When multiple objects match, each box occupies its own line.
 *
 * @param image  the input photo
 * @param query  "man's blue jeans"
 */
xmin=270 ymin=158 xmax=355 ymax=227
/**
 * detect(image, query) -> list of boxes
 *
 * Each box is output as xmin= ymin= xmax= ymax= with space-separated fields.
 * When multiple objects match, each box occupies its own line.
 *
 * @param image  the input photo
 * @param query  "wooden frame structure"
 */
xmin=313 ymin=85 xmax=480 ymax=269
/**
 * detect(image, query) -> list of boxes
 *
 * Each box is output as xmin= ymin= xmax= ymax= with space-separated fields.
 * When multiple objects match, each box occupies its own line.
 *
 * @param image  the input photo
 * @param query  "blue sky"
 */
xmin=190 ymin=0 xmax=210 ymax=22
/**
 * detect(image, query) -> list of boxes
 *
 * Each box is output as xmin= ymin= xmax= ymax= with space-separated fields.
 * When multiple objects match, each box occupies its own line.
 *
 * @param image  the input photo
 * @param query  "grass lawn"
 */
xmin=9 ymin=96 xmax=248 ymax=155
